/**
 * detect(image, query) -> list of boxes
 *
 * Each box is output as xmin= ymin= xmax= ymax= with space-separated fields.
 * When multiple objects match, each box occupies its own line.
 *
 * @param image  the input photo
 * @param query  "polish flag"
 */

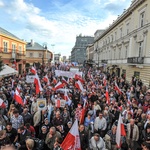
xmin=116 ymin=114 xmax=126 ymax=148
xmin=53 ymin=81 xmax=65 ymax=91
xmin=115 ymin=82 xmax=122 ymax=95
xmin=88 ymin=71 xmax=93 ymax=79
xmin=43 ymin=74 xmax=50 ymax=85
xmin=127 ymin=97 xmax=131 ymax=106
xmin=64 ymin=88 xmax=69 ymax=101
xmin=30 ymin=66 xmax=36 ymax=74
xmin=0 ymin=98 xmax=6 ymax=108
xmin=62 ymin=77 xmax=68 ymax=85
xmin=17 ymin=85 xmax=21 ymax=93
xmin=61 ymin=119 xmax=81 ymax=150
xmin=55 ymin=99 xmax=61 ymax=108
xmin=14 ymin=89 xmax=24 ymax=106
xmin=74 ymin=74 xmax=84 ymax=83
xmin=34 ymin=74 xmax=43 ymax=94
xmin=75 ymin=80 xmax=84 ymax=92
xmin=80 ymin=99 xmax=87 ymax=124
xmin=105 ymin=86 xmax=110 ymax=104
xmin=103 ymin=75 xmax=107 ymax=86
xmin=53 ymin=77 xmax=57 ymax=84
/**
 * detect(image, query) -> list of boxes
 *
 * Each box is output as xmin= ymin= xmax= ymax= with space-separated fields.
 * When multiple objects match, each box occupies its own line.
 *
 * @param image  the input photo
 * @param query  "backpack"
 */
xmin=32 ymin=138 xmax=44 ymax=150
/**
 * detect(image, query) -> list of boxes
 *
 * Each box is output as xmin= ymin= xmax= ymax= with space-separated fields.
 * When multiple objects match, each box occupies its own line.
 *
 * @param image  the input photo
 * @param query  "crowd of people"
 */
xmin=0 ymin=63 xmax=150 ymax=150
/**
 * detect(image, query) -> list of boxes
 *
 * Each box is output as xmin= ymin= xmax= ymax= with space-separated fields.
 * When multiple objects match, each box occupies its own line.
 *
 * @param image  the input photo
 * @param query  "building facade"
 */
xmin=26 ymin=40 xmax=53 ymax=66
xmin=71 ymin=35 xmax=94 ymax=64
xmin=86 ymin=43 xmax=94 ymax=60
xmin=0 ymin=27 xmax=26 ymax=74
xmin=54 ymin=53 xmax=61 ymax=64
xmin=94 ymin=0 xmax=150 ymax=86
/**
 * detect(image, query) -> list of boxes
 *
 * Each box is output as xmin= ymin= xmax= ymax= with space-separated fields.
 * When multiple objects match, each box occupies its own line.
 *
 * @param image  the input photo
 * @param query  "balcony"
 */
xmin=127 ymin=57 xmax=144 ymax=64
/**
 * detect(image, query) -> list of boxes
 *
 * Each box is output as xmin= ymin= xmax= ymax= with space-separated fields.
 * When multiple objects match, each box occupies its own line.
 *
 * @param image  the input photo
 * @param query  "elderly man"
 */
xmin=126 ymin=119 xmax=139 ymax=150
xmin=94 ymin=112 xmax=107 ymax=138
xmin=45 ymin=126 xmax=61 ymax=150
xmin=89 ymin=133 xmax=106 ymax=150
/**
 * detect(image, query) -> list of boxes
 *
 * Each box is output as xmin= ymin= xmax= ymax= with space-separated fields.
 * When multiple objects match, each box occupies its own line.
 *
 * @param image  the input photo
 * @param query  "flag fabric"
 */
xmin=115 ymin=82 xmax=122 ymax=95
xmin=105 ymin=86 xmax=110 ymax=104
xmin=34 ymin=74 xmax=43 ymax=94
xmin=53 ymin=81 xmax=65 ymax=91
xmin=30 ymin=66 xmax=36 ymax=74
xmin=62 ymin=77 xmax=68 ymax=85
xmin=55 ymin=99 xmax=61 ymax=108
xmin=75 ymin=74 xmax=84 ymax=83
xmin=75 ymin=80 xmax=84 ymax=92
xmin=116 ymin=114 xmax=126 ymax=148
xmin=61 ymin=119 xmax=81 ymax=150
xmin=64 ymin=88 xmax=69 ymax=101
xmin=16 ymin=85 xmax=21 ymax=93
xmin=43 ymin=74 xmax=50 ymax=85
xmin=14 ymin=90 xmax=24 ymax=106
xmin=80 ymin=100 xmax=87 ymax=124
xmin=103 ymin=75 xmax=107 ymax=86
xmin=127 ymin=97 xmax=131 ymax=106
xmin=0 ymin=98 xmax=6 ymax=108
xmin=53 ymin=77 xmax=57 ymax=84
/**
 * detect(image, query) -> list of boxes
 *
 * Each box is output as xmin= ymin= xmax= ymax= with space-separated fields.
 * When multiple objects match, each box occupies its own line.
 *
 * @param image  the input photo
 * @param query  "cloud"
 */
xmin=0 ymin=0 xmax=4 ymax=7
xmin=0 ymin=0 xmax=131 ymax=57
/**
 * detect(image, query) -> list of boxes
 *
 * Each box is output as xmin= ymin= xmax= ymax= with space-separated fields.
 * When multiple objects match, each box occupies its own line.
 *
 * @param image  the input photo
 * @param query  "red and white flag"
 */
xmin=53 ymin=81 xmax=65 ymax=91
xmin=75 ymin=80 xmax=84 ymax=92
xmin=62 ymin=77 xmax=68 ymax=85
xmin=14 ymin=90 xmax=24 ymax=106
xmin=0 ymin=98 xmax=6 ymax=108
xmin=53 ymin=77 xmax=57 ymax=84
xmin=127 ymin=97 xmax=131 ymax=106
xmin=105 ymin=86 xmax=110 ymax=104
xmin=74 ymin=74 xmax=84 ymax=83
xmin=116 ymin=114 xmax=126 ymax=148
xmin=30 ymin=66 xmax=36 ymax=74
xmin=103 ymin=75 xmax=107 ymax=86
xmin=34 ymin=74 xmax=43 ymax=94
xmin=64 ymin=88 xmax=69 ymax=101
xmin=43 ymin=74 xmax=50 ymax=85
xmin=61 ymin=119 xmax=81 ymax=150
xmin=115 ymin=82 xmax=122 ymax=95
xmin=55 ymin=99 xmax=61 ymax=108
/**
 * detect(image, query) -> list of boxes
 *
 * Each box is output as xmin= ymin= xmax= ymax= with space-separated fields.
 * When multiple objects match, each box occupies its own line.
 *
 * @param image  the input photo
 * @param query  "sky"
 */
xmin=0 ymin=0 xmax=131 ymax=58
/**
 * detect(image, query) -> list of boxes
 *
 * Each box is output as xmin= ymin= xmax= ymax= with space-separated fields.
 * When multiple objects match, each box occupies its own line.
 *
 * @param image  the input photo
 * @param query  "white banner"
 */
xmin=55 ymin=99 xmax=66 ymax=108
xmin=55 ymin=70 xmax=82 ymax=78
xmin=37 ymin=98 xmax=47 ymax=110
xmin=26 ymin=75 xmax=35 ymax=83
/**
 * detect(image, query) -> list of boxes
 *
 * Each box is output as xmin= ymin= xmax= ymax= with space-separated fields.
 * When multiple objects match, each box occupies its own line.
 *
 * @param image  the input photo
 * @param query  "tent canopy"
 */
xmin=0 ymin=65 xmax=18 ymax=77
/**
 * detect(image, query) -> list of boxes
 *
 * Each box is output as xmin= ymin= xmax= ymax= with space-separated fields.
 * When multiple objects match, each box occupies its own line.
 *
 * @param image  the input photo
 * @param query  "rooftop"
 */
xmin=0 ymin=27 xmax=21 ymax=41
xmin=26 ymin=40 xmax=45 ymax=50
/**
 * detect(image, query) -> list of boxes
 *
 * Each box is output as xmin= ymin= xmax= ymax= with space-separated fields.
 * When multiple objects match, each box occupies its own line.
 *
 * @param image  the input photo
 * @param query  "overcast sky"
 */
xmin=0 ymin=0 xmax=131 ymax=58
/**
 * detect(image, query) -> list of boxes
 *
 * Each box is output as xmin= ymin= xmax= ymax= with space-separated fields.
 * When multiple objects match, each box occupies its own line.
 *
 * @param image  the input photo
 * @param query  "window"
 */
xmin=39 ymin=53 xmax=42 ymax=57
xmin=115 ymin=32 xmax=117 ymax=40
xmin=119 ymin=47 xmax=121 ymax=59
xmin=140 ymin=12 xmax=145 ymax=27
xmin=126 ymin=23 xmax=129 ymax=35
xmin=111 ymin=35 xmax=113 ymax=42
xmin=125 ymin=46 xmax=128 ymax=58
xmin=134 ymin=71 xmax=140 ymax=78
xmin=12 ymin=44 xmax=16 ymax=53
xmin=3 ymin=41 xmax=8 ymax=52
xmin=19 ymin=46 xmax=22 ymax=54
xmin=139 ymin=42 xmax=143 ymax=57
xmin=30 ymin=53 xmax=33 ymax=57
xmin=120 ymin=28 xmax=122 ymax=38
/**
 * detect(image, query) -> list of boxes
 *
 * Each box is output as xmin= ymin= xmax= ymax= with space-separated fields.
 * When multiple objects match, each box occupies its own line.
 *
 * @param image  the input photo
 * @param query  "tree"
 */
xmin=0 ymin=57 xmax=4 ymax=72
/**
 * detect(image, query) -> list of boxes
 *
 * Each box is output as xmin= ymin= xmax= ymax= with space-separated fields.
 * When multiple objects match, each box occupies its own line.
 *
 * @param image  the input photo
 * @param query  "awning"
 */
xmin=0 ymin=65 xmax=18 ymax=77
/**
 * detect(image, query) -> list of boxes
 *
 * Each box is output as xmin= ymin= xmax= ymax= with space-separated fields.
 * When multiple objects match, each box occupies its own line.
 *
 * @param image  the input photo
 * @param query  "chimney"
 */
xmin=31 ymin=39 xmax=34 ymax=46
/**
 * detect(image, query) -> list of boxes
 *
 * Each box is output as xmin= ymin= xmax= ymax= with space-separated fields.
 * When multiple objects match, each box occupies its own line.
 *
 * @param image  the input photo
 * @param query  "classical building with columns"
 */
xmin=93 ymin=0 xmax=150 ymax=86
